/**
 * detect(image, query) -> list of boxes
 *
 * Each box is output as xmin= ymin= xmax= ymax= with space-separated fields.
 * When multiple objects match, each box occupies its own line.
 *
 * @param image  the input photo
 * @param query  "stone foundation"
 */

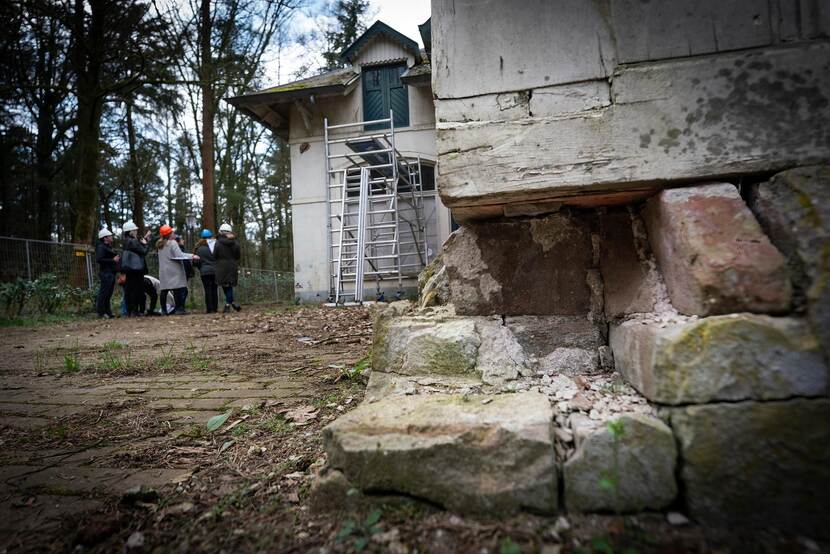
xmin=319 ymin=167 xmax=830 ymax=537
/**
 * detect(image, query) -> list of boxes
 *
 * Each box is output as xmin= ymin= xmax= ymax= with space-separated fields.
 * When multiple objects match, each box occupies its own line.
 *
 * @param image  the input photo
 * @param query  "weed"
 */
xmin=63 ymin=352 xmax=81 ymax=373
xmin=598 ymin=419 xmax=626 ymax=513
xmin=574 ymin=537 xmax=641 ymax=554
xmin=99 ymin=344 xmax=133 ymax=371
xmin=261 ymin=415 xmax=290 ymax=436
xmin=336 ymin=508 xmax=383 ymax=552
xmin=45 ymin=424 xmax=69 ymax=440
xmin=499 ymin=537 xmax=522 ymax=554
xmin=60 ymin=340 xmax=82 ymax=373
xmin=102 ymin=340 xmax=124 ymax=350
xmin=33 ymin=348 xmax=49 ymax=372
xmin=184 ymin=341 xmax=212 ymax=371
xmin=341 ymin=354 xmax=371 ymax=382
xmin=156 ymin=345 xmax=176 ymax=371
xmin=182 ymin=424 xmax=205 ymax=439
xmin=230 ymin=422 xmax=250 ymax=437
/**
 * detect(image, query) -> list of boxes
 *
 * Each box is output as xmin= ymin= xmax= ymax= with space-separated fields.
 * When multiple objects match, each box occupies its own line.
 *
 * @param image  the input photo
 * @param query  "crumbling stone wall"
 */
xmin=318 ymin=167 xmax=830 ymax=537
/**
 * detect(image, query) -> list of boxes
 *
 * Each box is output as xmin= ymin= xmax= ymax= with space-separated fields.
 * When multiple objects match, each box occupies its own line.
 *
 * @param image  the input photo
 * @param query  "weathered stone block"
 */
xmin=442 ymin=212 xmax=594 ymax=316
xmin=505 ymin=315 xmax=603 ymax=374
xmin=599 ymin=209 xmax=657 ymax=318
xmin=610 ymin=314 xmax=827 ymax=405
xmin=373 ymin=316 xmax=480 ymax=377
xmin=643 ymin=183 xmax=791 ymax=316
xmin=564 ymin=414 xmax=677 ymax=513
xmin=323 ymin=392 xmax=557 ymax=514
xmin=746 ymin=165 xmax=830 ymax=359
xmin=668 ymin=399 xmax=830 ymax=537
xmin=372 ymin=314 xmax=534 ymax=385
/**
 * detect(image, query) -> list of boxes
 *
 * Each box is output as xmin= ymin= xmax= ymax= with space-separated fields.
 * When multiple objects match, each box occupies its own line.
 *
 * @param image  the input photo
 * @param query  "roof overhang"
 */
xmin=226 ymin=70 xmax=359 ymax=137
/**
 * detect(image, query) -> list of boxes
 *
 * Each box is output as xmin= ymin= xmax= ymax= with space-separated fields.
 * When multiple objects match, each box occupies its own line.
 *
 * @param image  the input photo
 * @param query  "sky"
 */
xmin=265 ymin=0 xmax=431 ymax=85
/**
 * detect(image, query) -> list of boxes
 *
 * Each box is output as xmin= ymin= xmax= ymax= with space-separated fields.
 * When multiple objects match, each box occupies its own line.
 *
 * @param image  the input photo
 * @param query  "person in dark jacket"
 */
xmin=95 ymin=228 xmax=119 ymax=318
xmin=214 ymin=223 xmax=241 ymax=313
xmin=194 ymin=229 xmax=219 ymax=313
xmin=122 ymin=220 xmax=151 ymax=317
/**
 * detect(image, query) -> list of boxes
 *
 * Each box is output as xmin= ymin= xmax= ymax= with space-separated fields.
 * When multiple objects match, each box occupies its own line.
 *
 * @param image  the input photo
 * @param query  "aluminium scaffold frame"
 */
xmin=324 ymin=111 xmax=429 ymax=303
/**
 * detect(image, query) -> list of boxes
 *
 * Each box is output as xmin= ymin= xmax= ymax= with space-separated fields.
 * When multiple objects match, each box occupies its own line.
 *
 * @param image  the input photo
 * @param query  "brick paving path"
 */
xmin=0 ymin=370 xmax=309 ymax=546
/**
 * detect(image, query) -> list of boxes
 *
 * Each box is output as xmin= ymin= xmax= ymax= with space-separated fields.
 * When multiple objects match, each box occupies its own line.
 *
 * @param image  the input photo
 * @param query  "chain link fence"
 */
xmin=0 ymin=236 xmax=294 ymax=314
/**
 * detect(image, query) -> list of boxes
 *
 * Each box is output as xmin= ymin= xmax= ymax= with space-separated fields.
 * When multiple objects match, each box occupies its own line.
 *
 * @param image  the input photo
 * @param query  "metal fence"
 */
xmin=0 ymin=236 xmax=294 ymax=310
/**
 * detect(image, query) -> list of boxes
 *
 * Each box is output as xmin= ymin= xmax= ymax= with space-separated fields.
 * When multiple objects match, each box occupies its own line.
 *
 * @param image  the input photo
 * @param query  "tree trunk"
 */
xmin=199 ymin=0 xmax=216 ymax=231
xmin=34 ymin=103 xmax=54 ymax=240
xmin=126 ymin=101 xmax=144 ymax=229
xmin=72 ymin=0 xmax=105 ymax=243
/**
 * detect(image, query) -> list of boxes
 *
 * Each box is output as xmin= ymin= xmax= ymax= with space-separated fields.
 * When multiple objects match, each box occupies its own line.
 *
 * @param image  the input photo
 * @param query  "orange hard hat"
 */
xmin=159 ymin=224 xmax=174 ymax=237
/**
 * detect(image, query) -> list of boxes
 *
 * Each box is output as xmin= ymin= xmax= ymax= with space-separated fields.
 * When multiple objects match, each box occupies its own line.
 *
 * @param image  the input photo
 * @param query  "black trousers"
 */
xmin=143 ymin=281 xmax=158 ymax=313
xmin=201 ymin=274 xmax=218 ymax=313
xmin=96 ymin=272 xmax=116 ymax=316
xmin=160 ymin=287 xmax=186 ymax=314
xmin=124 ymin=272 xmax=145 ymax=314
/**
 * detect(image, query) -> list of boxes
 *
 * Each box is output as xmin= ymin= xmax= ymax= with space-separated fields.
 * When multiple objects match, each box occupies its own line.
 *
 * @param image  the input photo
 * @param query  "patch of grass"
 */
xmin=499 ymin=538 xmax=522 ymax=554
xmin=45 ymin=424 xmax=69 ymax=440
xmin=261 ymin=414 xmax=290 ymax=436
xmin=99 ymin=342 xmax=133 ymax=371
xmin=102 ymin=340 xmax=125 ymax=350
xmin=60 ymin=340 xmax=82 ymax=373
xmin=155 ymin=345 xmax=177 ymax=371
xmin=33 ymin=348 xmax=49 ymax=372
xmin=63 ymin=352 xmax=81 ymax=373
xmin=181 ymin=424 xmax=205 ymax=439
xmin=0 ymin=313 xmax=89 ymax=328
xmin=229 ymin=422 xmax=250 ymax=437
xmin=184 ymin=342 xmax=213 ymax=371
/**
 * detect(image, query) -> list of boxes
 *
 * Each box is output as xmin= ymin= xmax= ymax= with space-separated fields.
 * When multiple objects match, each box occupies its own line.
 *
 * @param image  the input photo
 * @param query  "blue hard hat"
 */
xmin=201 ymin=229 xmax=213 ymax=238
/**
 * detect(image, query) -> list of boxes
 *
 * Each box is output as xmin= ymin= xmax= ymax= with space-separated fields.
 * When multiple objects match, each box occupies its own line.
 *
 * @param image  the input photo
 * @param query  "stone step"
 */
xmin=323 ymin=391 xmax=558 ymax=515
xmin=373 ymin=311 xmax=606 ymax=385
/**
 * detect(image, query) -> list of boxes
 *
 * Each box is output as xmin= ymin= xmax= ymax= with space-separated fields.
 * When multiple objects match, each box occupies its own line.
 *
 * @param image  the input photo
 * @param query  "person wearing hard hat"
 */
xmin=95 ymin=228 xmax=119 ymax=318
xmin=156 ymin=224 xmax=199 ymax=315
xmin=121 ymin=221 xmax=151 ymax=316
xmin=214 ymin=223 xmax=241 ymax=313
xmin=193 ymin=229 xmax=219 ymax=313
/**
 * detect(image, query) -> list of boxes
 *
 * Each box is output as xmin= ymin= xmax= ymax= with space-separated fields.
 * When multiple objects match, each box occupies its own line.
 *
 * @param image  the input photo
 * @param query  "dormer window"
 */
xmin=362 ymin=63 xmax=409 ymax=130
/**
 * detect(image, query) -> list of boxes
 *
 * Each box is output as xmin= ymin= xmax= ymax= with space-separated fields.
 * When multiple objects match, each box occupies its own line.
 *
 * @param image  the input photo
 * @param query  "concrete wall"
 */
xmin=288 ymin=35 xmax=446 ymax=300
xmin=432 ymin=0 xmax=830 ymax=220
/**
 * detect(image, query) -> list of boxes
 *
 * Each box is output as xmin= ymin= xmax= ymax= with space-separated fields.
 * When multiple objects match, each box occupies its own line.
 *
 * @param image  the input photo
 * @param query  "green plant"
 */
xmin=499 ymin=537 xmax=522 ymax=554
xmin=0 ymin=278 xmax=33 ymax=318
xmin=63 ymin=352 xmax=81 ymax=373
xmin=31 ymin=274 xmax=66 ymax=314
xmin=60 ymin=340 xmax=82 ymax=373
xmin=184 ymin=341 xmax=212 ymax=371
xmin=99 ymin=341 xmax=133 ymax=371
xmin=33 ymin=348 xmax=49 ymax=372
xmin=261 ymin=414 xmax=290 ymax=436
xmin=336 ymin=508 xmax=383 ymax=552
xmin=342 ymin=355 xmax=371 ymax=382
xmin=598 ymin=419 xmax=626 ymax=512
xmin=230 ymin=422 xmax=250 ymax=437
xmin=156 ymin=345 xmax=176 ymax=371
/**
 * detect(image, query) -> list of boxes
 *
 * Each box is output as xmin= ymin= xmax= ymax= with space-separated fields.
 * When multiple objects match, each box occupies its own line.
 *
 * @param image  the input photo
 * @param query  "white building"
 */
xmin=229 ymin=20 xmax=451 ymax=302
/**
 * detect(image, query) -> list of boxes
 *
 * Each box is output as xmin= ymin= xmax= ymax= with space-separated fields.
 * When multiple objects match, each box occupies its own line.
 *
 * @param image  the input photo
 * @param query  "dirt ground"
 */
xmin=0 ymin=305 xmax=823 ymax=554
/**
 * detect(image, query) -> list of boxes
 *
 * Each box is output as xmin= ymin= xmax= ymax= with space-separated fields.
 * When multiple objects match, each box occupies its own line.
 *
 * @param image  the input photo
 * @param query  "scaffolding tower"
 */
xmin=324 ymin=111 xmax=429 ymax=303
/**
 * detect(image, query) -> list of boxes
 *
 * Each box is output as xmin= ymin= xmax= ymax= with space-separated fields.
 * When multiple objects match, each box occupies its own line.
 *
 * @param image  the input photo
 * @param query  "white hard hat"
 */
xmin=98 ymin=228 xmax=113 ymax=239
xmin=219 ymin=223 xmax=232 ymax=233
xmin=123 ymin=221 xmax=138 ymax=232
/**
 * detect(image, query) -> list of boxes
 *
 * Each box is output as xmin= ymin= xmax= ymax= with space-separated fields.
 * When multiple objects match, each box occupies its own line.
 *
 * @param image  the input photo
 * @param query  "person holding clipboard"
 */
xmin=156 ymin=224 xmax=199 ymax=315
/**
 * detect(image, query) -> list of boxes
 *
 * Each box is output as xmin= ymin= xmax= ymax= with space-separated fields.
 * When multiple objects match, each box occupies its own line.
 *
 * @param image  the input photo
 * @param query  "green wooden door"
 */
xmin=363 ymin=64 xmax=409 ymax=130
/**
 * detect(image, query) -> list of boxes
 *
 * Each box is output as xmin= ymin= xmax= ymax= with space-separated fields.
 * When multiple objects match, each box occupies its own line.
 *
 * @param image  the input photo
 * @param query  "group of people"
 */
xmin=95 ymin=221 xmax=241 ymax=318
